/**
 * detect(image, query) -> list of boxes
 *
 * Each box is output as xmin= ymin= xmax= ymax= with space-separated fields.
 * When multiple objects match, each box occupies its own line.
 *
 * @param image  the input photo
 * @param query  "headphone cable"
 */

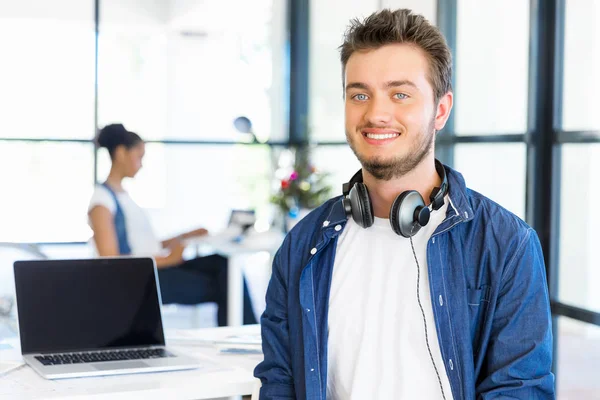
xmin=409 ymin=233 xmax=447 ymax=400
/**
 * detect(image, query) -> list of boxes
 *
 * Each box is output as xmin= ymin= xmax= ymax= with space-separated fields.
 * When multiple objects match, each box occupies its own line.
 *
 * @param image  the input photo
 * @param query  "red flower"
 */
xmin=281 ymin=180 xmax=290 ymax=189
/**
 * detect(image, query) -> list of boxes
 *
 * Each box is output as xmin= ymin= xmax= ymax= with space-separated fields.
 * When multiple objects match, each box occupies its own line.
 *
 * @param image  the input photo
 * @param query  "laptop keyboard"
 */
xmin=35 ymin=348 xmax=174 ymax=365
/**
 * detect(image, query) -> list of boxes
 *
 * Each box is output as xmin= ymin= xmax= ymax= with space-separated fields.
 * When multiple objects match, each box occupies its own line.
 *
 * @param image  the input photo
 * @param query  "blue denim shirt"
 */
xmin=254 ymin=165 xmax=555 ymax=400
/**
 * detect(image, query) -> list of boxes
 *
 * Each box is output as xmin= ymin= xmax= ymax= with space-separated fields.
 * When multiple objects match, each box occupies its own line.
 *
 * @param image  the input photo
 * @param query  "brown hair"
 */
xmin=339 ymin=8 xmax=452 ymax=102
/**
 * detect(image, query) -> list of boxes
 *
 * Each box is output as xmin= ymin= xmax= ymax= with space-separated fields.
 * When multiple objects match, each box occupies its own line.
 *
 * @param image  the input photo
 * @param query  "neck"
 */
xmin=362 ymin=155 xmax=441 ymax=219
xmin=105 ymin=168 xmax=125 ymax=192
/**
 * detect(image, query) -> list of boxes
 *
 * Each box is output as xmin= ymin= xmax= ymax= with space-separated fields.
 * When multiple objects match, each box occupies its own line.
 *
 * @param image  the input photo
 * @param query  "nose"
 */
xmin=364 ymin=95 xmax=393 ymax=126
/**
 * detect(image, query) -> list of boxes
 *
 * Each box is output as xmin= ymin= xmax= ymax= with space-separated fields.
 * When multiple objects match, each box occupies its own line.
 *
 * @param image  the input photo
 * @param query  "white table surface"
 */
xmin=0 ymin=325 xmax=263 ymax=400
xmin=186 ymin=230 xmax=283 ymax=327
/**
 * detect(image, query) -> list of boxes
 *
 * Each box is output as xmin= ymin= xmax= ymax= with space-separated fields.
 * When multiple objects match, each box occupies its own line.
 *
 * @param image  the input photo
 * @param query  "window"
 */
xmin=558 ymin=144 xmax=600 ymax=313
xmin=454 ymin=0 xmax=529 ymax=135
xmin=97 ymin=144 xmax=274 ymax=240
xmin=0 ymin=1 xmax=95 ymax=140
xmin=98 ymin=0 xmax=287 ymax=142
xmin=562 ymin=0 xmax=600 ymax=131
xmin=311 ymin=145 xmax=361 ymax=195
xmin=0 ymin=142 xmax=95 ymax=242
xmin=453 ymin=143 xmax=526 ymax=219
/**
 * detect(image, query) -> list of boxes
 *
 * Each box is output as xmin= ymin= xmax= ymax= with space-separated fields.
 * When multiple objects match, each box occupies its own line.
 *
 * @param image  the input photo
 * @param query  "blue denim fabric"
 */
xmin=254 ymin=165 xmax=555 ymax=399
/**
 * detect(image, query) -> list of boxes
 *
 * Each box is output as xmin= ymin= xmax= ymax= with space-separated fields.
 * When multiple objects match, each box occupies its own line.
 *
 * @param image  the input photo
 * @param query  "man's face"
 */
xmin=344 ymin=43 xmax=447 ymax=181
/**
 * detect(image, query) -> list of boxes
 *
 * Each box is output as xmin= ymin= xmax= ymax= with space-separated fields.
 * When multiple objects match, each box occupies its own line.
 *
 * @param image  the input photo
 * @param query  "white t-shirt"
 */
xmin=87 ymin=185 xmax=163 ymax=257
xmin=327 ymin=196 xmax=453 ymax=400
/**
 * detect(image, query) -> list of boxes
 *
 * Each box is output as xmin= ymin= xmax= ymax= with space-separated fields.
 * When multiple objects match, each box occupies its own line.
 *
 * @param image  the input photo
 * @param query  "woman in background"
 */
xmin=88 ymin=123 xmax=256 ymax=326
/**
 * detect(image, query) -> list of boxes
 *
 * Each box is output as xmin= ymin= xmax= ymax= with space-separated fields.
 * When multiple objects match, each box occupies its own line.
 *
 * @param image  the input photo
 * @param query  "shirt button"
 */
xmin=335 ymin=225 xmax=342 ymax=231
xmin=449 ymin=359 xmax=454 ymax=370
xmin=323 ymin=221 xmax=330 ymax=227
xmin=306 ymin=308 xmax=310 ymax=312
xmin=464 ymin=211 xmax=469 ymax=219
xmin=310 ymin=368 xmax=315 ymax=372
xmin=310 ymin=248 xmax=317 ymax=255
xmin=432 ymin=237 xmax=436 ymax=244
xmin=439 ymin=295 xmax=444 ymax=306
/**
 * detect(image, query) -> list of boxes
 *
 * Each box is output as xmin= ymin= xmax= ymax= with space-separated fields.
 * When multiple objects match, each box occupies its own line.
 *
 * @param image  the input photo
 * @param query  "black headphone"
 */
xmin=342 ymin=159 xmax=449 ymax=238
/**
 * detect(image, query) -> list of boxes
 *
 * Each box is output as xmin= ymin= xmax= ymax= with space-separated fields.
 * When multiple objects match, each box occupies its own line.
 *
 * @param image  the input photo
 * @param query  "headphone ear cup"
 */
xmin=389 ymin=190 xmax=426 ymax=237
xmin=349 ymin=182 xmax=374 ymax=228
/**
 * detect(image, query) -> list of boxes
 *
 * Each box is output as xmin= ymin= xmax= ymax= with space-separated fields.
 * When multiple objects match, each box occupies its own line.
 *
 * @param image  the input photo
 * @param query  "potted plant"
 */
xmin=271 ymin=145 xmax=332 ymax=232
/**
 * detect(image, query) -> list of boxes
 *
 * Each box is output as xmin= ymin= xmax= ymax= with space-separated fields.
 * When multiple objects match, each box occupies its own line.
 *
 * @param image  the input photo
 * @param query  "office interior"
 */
xmin=0 ymin=0 xmax=598 ymax=398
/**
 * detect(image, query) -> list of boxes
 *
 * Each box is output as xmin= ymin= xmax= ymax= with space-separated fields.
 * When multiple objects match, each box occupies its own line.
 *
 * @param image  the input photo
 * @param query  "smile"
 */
xmin=364 ymin=133 xmax=400 ymax=140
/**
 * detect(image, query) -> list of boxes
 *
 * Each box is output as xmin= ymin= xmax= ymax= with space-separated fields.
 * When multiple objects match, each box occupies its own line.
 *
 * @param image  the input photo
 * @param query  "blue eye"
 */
xmin=394 ymin=93 xmax=408 ymax=100
xmin=352 ymin=94 xmax=368 ymax=101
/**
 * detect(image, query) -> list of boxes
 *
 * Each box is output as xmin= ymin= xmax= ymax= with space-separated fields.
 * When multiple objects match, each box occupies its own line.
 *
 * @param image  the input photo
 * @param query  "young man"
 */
xmin=255 ymin=9 xmax=554 ymax=400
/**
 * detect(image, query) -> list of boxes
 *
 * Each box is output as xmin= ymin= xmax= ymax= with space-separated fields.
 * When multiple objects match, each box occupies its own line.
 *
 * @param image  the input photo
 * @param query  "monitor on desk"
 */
xmin=228 ymin=209 xmax=256 ymax=228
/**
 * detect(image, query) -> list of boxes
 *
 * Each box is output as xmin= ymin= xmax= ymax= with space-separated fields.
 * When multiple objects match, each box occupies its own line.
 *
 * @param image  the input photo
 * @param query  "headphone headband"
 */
xmin=342 ymin=169 xmax=364 ymax=196
xmin=430 ymin=159 xmax=448 ymax=210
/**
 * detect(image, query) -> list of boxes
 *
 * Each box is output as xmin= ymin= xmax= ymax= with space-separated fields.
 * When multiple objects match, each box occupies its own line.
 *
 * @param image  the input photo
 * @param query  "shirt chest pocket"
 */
xmin=467 ymin=285 xmax=491 ymax=344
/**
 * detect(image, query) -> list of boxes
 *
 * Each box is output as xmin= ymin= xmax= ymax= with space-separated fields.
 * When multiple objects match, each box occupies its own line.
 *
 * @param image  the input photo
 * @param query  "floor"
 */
xmin=556 ymin=318 xmax=600 ymax=399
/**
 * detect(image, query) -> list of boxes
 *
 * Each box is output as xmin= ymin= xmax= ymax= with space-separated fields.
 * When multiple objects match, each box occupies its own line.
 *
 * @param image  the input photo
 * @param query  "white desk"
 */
xmin=188 ymin=230 xmax=283 ymax=326
xmin=0 ymin=325 xmax=263 ymax=400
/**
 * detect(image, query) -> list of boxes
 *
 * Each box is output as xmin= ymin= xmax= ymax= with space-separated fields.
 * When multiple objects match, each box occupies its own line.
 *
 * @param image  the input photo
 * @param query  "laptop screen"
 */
xmin=14 ymin=257 xmax=165 ymax=354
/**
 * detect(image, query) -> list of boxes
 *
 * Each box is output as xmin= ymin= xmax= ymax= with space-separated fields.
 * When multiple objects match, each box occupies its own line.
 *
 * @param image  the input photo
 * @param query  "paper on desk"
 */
xmin=214 ymin=333 xmax=262 ymax=354
xmin=215 ymin=334 xmax=261 ymax=346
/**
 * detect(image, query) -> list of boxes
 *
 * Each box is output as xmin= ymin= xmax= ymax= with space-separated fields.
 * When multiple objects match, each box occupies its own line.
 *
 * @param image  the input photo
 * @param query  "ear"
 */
xmin=433 ymin=91 xmax=453 ymax=131
xmin=113 ymin=145 xmax=127 ymax=162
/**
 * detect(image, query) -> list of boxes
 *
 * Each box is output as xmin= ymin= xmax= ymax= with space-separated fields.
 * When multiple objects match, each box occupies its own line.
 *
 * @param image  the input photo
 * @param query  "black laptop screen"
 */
xmin=14 ymin=258 xmax=165 ymax=354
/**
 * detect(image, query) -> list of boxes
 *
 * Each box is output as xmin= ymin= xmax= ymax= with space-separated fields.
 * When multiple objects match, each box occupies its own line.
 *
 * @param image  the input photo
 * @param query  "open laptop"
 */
xmin=13 ymin=257 xmax=202 ymax=379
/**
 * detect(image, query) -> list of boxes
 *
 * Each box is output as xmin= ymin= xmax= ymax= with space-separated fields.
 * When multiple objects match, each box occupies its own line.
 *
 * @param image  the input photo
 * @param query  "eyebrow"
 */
xmin=345 ymin=80 xmax=418 ymax=92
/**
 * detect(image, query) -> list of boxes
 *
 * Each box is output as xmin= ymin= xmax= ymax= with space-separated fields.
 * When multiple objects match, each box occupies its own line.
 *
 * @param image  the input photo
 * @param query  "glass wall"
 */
xmin=98 ymin=0 xmax=287 ymax=142
xmin=562 ymin=0 xmax=600 ymax=131
xmin=0 ymin=0 xmax=96 ymax=243
xmin=449 ymin=1 xmax=600 ymax=397
xmin=453 ymin=143 xmax=526 ymax=218
xmin=97 ymin=0 xmax=287 ymax=239
xmin=454 ymin=0 xmax=529 ymax=135
xmin=558 ymin=144 xmax=600 ymax=314
xmin=0 ymin=0 xmax=288 ymax=245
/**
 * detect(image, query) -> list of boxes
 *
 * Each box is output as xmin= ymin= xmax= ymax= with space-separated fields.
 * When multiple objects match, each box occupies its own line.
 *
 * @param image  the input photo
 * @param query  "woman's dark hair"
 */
xmin=96 ymin=123 xmax=143 ymax=158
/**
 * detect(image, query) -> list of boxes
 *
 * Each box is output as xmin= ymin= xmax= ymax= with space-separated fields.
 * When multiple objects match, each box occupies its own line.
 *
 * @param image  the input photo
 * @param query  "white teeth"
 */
xmin=366 ymin=133 xmax=399 ymax=140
